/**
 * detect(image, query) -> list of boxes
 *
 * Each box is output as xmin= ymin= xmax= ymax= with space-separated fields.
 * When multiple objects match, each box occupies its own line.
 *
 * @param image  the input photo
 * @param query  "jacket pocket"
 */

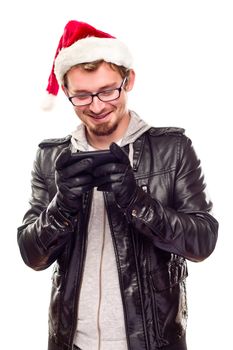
xmin=150 ymin=257 xmax=188 ymax=346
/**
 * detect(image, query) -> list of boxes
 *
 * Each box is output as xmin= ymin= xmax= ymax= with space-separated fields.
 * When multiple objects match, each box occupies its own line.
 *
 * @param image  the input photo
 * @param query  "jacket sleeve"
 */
xmin=125 ymin=135 xmax=218 ymax=262
xmin=17 ymin=148 xmax=76 ymax=271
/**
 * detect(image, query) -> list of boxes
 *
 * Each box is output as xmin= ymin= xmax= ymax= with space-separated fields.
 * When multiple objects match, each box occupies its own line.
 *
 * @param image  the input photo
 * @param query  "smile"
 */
xmin=90 ymin=112 xmax=111 ymax=120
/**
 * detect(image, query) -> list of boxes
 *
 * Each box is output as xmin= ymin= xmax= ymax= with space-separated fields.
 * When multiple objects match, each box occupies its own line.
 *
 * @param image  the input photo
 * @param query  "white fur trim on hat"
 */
xmin=40 ymin=92 xmax=57 ymax=111
xmin=54 ymin=37 xmax=133 ymax=84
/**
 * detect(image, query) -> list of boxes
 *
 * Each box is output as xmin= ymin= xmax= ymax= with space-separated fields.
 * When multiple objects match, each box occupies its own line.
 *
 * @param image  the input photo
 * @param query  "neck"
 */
xmin=87 ymin=130 xmax=124 ymax=149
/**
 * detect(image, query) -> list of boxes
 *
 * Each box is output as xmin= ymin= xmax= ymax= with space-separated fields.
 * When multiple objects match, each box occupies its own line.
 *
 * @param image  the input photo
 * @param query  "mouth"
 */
xmin=89 ymin=111 xmax=112 ymax=120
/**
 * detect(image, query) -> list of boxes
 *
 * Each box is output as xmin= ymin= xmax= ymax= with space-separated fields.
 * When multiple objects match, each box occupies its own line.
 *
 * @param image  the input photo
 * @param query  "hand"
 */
xmin=93 ymin=143 xmax=138 ymax=208
xmin=55 ymin=148 xmax=94 ymax=216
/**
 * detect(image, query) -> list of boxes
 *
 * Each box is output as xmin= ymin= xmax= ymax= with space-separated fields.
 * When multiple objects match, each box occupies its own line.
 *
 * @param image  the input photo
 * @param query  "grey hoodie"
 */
xmin=71 ymin=111 xmax=150 ymax=350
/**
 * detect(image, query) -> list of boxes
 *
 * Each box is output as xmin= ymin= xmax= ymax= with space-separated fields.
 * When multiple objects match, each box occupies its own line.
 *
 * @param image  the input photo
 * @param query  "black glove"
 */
xmin=93 ymin=143 xmax=138 ymax=208
xmin=55 ymin=148 xmax=94 ymax=216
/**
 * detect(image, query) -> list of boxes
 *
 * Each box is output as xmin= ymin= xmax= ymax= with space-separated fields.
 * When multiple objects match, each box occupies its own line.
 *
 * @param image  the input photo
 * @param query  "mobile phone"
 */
xmin=67 ymin=149 xmax=119 ymax=168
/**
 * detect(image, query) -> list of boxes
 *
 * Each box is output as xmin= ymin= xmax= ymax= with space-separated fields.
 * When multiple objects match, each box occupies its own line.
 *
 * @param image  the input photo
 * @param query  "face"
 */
xmin=63 ymin=62 xmax=135 ymax=143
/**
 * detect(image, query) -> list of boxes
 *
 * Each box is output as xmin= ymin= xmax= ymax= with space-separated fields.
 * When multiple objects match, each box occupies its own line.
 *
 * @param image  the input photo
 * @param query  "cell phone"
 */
xmin=67 ymin=149 xmax=119 ymax=168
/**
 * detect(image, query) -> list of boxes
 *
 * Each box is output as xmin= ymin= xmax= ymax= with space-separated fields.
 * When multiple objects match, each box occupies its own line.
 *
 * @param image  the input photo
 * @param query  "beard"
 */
xmin=89 ymin=119 xmax=119 ymax=136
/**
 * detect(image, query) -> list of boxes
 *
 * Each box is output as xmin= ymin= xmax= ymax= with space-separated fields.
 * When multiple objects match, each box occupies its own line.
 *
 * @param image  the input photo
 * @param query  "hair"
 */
xmin=63 ymin=60 xmax=130 ymax=88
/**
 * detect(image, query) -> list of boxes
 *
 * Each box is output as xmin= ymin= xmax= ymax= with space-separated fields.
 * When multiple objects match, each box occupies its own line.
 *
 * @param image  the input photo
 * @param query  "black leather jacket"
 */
xmin=17 ymin=127 xmax=218 ymax=350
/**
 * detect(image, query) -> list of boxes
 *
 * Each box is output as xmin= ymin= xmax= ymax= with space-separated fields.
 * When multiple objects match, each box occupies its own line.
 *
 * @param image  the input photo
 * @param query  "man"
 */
xmin=17 ymin=20 xmax=218 ymax=350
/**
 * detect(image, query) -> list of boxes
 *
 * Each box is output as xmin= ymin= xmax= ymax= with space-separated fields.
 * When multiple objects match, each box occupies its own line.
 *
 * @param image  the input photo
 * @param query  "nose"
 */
xmin=88 ymin=95 xmax=106 ymax=113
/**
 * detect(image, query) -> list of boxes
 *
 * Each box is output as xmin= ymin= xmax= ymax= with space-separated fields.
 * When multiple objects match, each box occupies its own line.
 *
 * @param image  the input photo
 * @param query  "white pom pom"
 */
xmin=40 ymin=93 xmax=57 ymax=111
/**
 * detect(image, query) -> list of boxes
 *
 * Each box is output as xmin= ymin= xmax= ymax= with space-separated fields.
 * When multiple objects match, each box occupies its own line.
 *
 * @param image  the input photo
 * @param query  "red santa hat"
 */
xmin=42 ymin=20 xmax=133 ymax=110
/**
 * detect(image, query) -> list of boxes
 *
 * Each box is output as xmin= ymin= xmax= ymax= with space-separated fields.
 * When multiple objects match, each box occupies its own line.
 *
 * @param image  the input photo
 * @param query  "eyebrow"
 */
xmin=71 ymin=81 xmax=119 ymax=94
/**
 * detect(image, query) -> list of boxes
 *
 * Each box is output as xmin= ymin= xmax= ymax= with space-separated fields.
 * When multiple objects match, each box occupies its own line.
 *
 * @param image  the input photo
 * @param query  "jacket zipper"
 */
xmin=104 ymin=194 xmax=131 ymax=349
xmin=96 ymin=206 xmax=107 ymax=350
xmin=69 ymin=191 xmax=93 ymax=347
xmin=130 ymin=229 xmax=150 ymax=350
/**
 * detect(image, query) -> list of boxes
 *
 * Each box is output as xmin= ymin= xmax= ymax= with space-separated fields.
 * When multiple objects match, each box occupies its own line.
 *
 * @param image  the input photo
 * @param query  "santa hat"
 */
xmin=42 ymin=20 xmax=133 ymax=110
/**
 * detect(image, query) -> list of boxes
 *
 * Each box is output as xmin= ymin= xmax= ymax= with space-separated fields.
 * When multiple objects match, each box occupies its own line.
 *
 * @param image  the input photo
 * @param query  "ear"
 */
xmin=61 ymin=85 xmax=69 ymax=97
xmin=125 ymin=69 xmax=135 ymax=91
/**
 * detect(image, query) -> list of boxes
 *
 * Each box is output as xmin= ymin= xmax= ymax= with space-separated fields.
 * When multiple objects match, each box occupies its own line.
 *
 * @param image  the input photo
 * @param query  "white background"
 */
xmin=0 ymin=1 xmax=232 ymax=349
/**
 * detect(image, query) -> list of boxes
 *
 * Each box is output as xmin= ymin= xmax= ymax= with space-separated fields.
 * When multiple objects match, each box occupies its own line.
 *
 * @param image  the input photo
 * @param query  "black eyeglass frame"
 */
xmin=68 ymin=77 xmax=127 ymax=107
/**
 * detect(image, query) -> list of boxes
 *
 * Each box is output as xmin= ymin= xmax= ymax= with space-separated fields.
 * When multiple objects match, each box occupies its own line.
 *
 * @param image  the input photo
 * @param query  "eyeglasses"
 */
xmin=68 ymin=77 xmax=127 ymax=107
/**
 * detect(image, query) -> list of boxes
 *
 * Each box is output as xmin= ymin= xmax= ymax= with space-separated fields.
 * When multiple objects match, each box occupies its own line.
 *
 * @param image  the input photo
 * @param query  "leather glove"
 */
xmin=55 ymin=148 xmax=94 ymax=216
xmin=93 ymin=143 xmax=138 ymax=208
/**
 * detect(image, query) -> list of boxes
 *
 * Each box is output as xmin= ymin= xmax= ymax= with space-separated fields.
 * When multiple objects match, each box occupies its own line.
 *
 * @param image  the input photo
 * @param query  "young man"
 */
xmin=17 ymin=20 xmax=218 ymax=350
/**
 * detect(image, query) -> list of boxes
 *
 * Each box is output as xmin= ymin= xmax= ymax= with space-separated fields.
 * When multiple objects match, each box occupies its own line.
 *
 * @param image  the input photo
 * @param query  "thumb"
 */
xmin=55 ymin=147 xmax=72 ymax=170
xmin=110 ymin=143 xmax=130 ymax=165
